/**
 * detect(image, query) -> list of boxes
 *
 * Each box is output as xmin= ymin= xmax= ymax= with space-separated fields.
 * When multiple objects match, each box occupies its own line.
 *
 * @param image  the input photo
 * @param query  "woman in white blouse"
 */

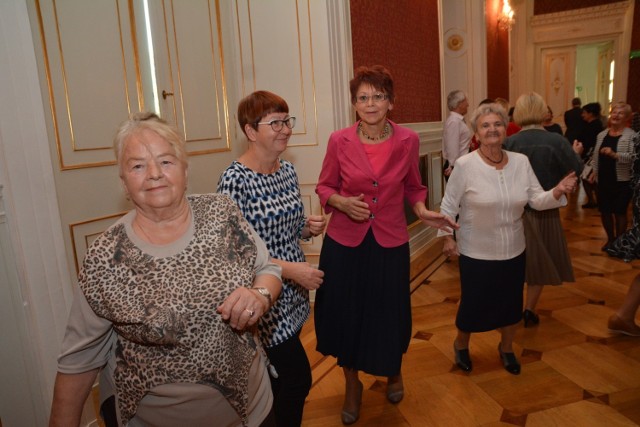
xmin=439 ymin=103 xmax=577 ymax=375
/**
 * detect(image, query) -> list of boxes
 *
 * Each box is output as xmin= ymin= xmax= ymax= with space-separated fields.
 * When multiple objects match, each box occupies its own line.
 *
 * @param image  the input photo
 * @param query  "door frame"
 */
xmin=510 ymin=1 xmax=634 ymax=106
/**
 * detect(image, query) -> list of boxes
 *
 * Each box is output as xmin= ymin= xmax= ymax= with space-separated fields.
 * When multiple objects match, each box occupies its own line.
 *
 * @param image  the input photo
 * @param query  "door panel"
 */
xmin=34 ymin=0 xmax=141 ymax=169
xmin=541 ymin=46 xmax=576 ymax=127
xmin=156 ymin=0 xmax=232 ymax=154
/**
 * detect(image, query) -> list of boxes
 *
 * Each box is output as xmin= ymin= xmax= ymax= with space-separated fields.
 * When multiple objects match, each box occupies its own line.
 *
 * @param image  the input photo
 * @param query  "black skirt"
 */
xmin=314 ymin=229 xmax=411 ymax=377
xmin=456 ymin=252 xmax=525 ymax=332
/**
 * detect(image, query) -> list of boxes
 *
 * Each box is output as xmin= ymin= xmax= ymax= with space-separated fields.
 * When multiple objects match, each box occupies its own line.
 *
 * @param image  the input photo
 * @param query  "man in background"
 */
xmin=442 ymin=90 xmax=471 ymax=181
xmin=564 ymin=97 xmax=584 ymax=144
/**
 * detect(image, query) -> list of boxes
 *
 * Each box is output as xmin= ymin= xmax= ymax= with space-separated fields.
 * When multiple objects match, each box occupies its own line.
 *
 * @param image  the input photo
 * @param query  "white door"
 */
xmin=540 ymin=46 xmax=576 ymax=127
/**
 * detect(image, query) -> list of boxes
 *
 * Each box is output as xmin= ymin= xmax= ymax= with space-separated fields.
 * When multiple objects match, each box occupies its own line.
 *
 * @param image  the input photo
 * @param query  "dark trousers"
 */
xmin=266 ymin=332 xmax=312 ymax=427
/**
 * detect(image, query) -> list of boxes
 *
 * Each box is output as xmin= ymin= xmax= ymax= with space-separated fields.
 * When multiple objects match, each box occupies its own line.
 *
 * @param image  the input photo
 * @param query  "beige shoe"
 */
xmin=386 ymin=375 xmax=404 ymax=404
xmin=341 ymin=380 xmax=363 ymax=425
xmin=608 ymin=315 xmax=640 ymax=337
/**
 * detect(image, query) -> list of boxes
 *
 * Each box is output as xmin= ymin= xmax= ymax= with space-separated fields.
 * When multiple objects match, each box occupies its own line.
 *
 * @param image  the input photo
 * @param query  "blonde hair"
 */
xmin=495 ymin=97 xmax=510 ymax=112
xmin=113 ymin=112 xmax=188 ymax=174
xmin=513 ymin=92 xmax=547 ymax=127
xmin=610 ymin=102 xmax=632 ymax=119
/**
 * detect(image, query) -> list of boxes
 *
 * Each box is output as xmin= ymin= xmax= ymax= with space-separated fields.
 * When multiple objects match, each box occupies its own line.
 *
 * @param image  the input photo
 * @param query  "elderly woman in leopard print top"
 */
xmin=50 ymin=112 xmax=282 ymax=427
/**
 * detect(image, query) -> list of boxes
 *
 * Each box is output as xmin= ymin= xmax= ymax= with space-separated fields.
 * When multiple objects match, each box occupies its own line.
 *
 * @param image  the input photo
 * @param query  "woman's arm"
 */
xmin=49 ymin=370 xmax=100 ymax=427
xmin=270 ymin=258 xmax=323 ymax=290
xmin=326 ymin=193 xmax=370 ymax=222
xmin=413 ymin=201 xmax=457 ymax=233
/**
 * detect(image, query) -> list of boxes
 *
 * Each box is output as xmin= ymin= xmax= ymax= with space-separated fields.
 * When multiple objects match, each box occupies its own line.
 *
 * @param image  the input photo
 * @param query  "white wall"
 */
xmin=576 ymin=45 xmax=600 ymax=103
xmin=0 ymin=0 xmax=75 ymax=424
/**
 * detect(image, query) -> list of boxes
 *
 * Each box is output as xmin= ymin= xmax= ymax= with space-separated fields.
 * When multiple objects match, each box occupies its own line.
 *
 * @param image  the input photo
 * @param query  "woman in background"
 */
xmin=589 ymin=102 xmax=635 ymax=250
xmin=217 ymin=91 xmax=326 ymax=426
xmin=315 ymin=65 xmax=456 ymax=424
xmin=542 ymin=105 xmax=563 ymax=135
xmin=578 ymin=103 xmax=605 ymax=209
xmin=504 ymin=92 xmax=583 ymax=327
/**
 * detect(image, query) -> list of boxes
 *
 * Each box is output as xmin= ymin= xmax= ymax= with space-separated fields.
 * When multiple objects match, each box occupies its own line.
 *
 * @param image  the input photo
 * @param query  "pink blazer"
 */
xmin=316 ymin=120 xmax=427 ymax=248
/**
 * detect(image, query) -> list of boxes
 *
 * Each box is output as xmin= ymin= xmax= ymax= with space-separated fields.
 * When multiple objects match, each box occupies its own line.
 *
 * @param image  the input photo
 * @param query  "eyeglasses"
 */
xmin=355 ymin=93 xmax=388 ymax=104
xmin=256 ymin=116 xmax=296 ymax=132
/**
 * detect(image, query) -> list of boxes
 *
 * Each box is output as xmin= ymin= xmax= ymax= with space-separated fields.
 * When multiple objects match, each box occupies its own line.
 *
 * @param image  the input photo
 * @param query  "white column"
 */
xmin=0 ymin=0 xmax=75 ymax=424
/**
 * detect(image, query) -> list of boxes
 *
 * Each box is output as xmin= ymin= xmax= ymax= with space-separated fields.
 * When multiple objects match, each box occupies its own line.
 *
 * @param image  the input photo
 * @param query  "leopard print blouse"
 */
xmin=79 ymin=194 xmax=266 ymax=424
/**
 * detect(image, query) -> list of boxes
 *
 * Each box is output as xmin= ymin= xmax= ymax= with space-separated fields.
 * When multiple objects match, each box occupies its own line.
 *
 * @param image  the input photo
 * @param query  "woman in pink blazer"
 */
xmin=314 ymin=65 xmax=456 ymax=424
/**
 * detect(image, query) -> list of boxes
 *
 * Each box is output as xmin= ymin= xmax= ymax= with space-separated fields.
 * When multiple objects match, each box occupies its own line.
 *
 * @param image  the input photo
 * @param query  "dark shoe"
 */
xmin=453 ymin=343 xmax=472 ymax=372
xmin=602 ymin=242 xmax=613 ymax=251
xmin=498 ymin=343 xmax=521 ymax=375
xmin=608 ymin=314 xmax=640 ymax=336
xmin=523 ymin=309 xmax=540 ymax=328
xmin=341 ymin=380 xmax=363 ymax=425
xmin=386 ymin=375 xmax=404 ymax=404
xmin=582 ymin=202 xmax=597 ymax=208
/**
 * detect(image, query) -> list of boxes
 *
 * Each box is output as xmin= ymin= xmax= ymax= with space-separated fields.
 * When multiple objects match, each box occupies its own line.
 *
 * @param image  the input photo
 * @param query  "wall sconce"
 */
xmin=498 ymin=0 xmax=515 ymax=31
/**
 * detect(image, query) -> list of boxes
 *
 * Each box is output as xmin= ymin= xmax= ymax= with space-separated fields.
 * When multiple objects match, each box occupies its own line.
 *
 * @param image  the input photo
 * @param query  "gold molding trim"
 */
xmin=69 ymin=211 xmax=127 ymax=274
xmin=35 ymin=0 xmax=138 ymax=170
xmin=164 ymin=0 xmax=230 ymax=153
xmin=128 ymin=0 xmax=145 ymax=112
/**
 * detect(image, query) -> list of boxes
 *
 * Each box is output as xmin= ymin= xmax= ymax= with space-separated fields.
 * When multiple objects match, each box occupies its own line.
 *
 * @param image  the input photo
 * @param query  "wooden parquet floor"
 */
xmin=300 ymin=193 xmax=640 ymax=426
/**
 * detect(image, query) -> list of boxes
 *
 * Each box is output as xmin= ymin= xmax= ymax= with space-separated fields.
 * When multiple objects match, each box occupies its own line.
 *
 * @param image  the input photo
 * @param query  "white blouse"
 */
xmin=438 ymin=150 xmax=566 ymax=260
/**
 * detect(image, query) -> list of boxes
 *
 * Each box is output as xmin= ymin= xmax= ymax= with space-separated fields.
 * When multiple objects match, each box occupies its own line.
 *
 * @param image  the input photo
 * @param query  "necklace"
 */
xmin=479 ymin=147 xmax=504 ymax=164
xmin=359 ymin=121 xmax=390 ymax=141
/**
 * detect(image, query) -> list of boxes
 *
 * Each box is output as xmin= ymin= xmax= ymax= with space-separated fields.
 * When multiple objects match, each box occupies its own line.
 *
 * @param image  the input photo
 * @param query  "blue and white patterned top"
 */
xmin=217 ymin=159 xmax=309 ymax=347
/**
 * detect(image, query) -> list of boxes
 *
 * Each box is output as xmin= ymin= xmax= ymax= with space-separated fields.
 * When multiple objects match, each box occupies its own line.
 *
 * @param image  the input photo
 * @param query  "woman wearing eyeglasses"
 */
xmin=217 ymin=91 xmax=326 ymax=426
xmin=314 ymin=65 xmax=457 ymax=424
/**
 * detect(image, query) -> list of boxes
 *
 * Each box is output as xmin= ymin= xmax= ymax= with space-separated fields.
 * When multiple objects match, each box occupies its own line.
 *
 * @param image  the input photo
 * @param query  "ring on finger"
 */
xmin=245 ymin=308 xmax=255 ymax=318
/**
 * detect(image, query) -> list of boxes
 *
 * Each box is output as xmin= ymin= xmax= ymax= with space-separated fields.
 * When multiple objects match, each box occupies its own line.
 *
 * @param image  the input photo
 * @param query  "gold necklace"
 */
xmin=359 ymin=122 xmax=390 ymax=141
xmin=479 ymin=147 xmax=504 ymax=164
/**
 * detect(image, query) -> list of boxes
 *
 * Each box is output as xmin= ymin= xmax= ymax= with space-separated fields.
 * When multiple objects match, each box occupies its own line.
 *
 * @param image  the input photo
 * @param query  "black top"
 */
xmin=578 ymin=119 xmax=604 ymax=160
xmin=544 ymin=123 xmax=563 ymax=135
xmin=564 ymin=107 xmax=585 ymax=143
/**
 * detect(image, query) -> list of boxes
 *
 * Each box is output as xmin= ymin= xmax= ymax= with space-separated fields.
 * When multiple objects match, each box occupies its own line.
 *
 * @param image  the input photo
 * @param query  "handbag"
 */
xmin=581 ymin=158 xmax=593 ymax=180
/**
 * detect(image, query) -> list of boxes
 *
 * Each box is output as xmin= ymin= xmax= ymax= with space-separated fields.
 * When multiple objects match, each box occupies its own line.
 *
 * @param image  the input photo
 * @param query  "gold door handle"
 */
xmin=162 ymin=90 xmax=174 ymax=99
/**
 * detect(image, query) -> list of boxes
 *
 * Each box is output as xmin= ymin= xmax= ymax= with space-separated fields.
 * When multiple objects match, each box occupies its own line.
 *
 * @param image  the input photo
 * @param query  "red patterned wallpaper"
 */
xmin=486 ymin=0 xmax=510 ymax=100
xmin=627 ymin=0 xmax=640 ymax=110
xmin=350 ymin=0 xmax=441 ymax=123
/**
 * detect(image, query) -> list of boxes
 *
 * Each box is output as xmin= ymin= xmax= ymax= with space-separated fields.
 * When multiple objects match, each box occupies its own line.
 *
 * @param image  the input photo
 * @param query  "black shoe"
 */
xmin=453 ymin=343 xmax=472 ymax=372
xmin=523 ymin=309 xmax=539 ymax=328
xmin=582 ymin=202 xmax=597 ymax=208
xmin=498 ymin=343 xmax=521 ymax=375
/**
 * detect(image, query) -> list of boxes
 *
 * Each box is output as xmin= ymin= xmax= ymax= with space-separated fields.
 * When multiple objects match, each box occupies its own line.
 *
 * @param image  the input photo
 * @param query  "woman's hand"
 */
xmin=217 ymin=287 xmax=268 ymax=331
xmin=288 ymin=262 xmax=324 ymax=290
xmin=306 ymin=215 xmax=326 ymax=237
xmin=600 ymin=146 xmax=618 ymax=159
xmin=442 ymin=236 xmax=459 ymax=257
xmin=331 ymin=194 xmax=370 ymax=222
xmin=552 ymin=171 xmax=578 ymax=199
xmin=572 ymin=140 xmax=584 ymax=155
xmin=414 ymin=203 xmax=458 ymax=233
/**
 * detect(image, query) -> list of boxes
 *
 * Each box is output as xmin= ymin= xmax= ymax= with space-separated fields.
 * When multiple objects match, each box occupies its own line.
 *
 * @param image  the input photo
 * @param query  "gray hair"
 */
xmin=470 ymin=103 xmax=509 ymax=133
xmin=113 ymin=112 xmax=188 ymax=175
xmin=447 ymin=90 xmax=467 ymax=111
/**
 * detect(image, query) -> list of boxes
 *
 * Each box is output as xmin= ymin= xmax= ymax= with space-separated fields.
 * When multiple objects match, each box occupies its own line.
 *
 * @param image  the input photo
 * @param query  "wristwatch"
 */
xmin=252 ymin=287 xmax=272 ymax=307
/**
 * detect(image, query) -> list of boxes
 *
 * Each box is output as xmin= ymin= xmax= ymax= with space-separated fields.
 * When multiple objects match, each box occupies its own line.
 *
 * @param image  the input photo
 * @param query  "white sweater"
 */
xmin=438 ymin=150 xmax=566 ymax=260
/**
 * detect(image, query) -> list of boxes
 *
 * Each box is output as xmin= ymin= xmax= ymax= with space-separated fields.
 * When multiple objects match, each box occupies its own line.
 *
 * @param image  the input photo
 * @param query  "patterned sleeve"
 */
xmin=216 ymin=164 xmax=248 ymax=211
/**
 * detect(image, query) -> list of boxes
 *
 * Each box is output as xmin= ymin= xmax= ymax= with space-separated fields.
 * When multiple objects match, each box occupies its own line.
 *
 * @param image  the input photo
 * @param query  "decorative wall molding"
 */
xmin=530 ymin=1 xmax=630 ymax=28
xmin=530 ymin=1 xmax=631 ymax=44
